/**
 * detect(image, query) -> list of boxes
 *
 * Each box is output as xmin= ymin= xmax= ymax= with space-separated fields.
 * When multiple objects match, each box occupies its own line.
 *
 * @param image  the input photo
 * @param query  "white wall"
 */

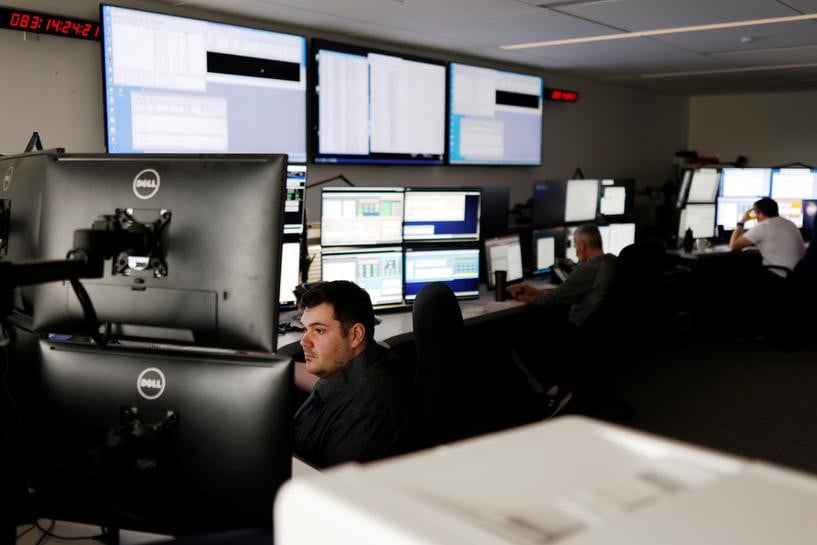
xmin=688 ymin=91 xmax=817 ymax=167
xmin=0 ymin=0 xmax=688 ymax=216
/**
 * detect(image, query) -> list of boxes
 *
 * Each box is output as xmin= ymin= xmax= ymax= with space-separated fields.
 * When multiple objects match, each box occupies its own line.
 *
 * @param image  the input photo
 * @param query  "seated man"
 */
xmin=507 ymin=224 xmax=617 ymax=413
xmin=508 ymin=224 xmax=618 ymax=333
xmin=293 ymin=280 xmax=410 ymax=468
xmin=730 ymin=197 xmax=805 ymax=279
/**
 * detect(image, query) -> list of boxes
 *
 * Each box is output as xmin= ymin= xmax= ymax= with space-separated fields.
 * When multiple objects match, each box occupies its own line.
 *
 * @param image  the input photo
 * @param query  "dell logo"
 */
xmin=133 ymin=169 xmax=160 ymax=200
xmin=137 ymin=367 xmax=166 ymax=400
xmin=3 ymin=166 xmax=13 ymax=192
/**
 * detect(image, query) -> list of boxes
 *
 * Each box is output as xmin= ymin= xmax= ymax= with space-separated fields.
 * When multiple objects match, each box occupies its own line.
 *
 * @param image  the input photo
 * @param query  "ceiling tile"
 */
xmin=781 ymin=0 xmax=817 ymax=12
xmin=711 ymin=44 xmax=817 ymax=65
xmin=651 ymin=20 xmax=817 ymax=54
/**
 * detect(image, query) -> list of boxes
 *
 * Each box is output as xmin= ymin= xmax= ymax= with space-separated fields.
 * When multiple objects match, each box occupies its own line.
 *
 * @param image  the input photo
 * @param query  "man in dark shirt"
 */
xmin=293 ymin=281 xmax=410 ymax=468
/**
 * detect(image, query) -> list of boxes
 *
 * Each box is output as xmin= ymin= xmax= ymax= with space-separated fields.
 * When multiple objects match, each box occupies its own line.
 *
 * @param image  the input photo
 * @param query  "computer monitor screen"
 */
xmin=771 ymin=168 xmax=817 ymax=199
xmin=679 ymin=204 xmax=716 ymax=240
xmin=23 ymin=339 xmax=293 ymax=533
xmin=720 ymin=168 xmax=771 ymax=198
xmin=676 ymin=169 xmax=693 ymax=209
xmin=279 ymin=238 xmax=301 ymax=309
xmin=598 ymin=179 xmax=634 ymax=218
xmin=403 ymin=188 xmax=480 ymax=242
xmin=312 ymin=40 xmax=445 ymax=165
xmin=448 ymin=63 xmax=542 ymax=165
xmin=101 ymin=5 xmax=307 ymax=161
xmin=480 ymin=186 xmax=510 ymax=239
xmin=599 ymin=222 xmax=636 ymax=256
xmin=484 ymin=234 xmax=523 ymax=288
xmin=803 ymin=199 xmax=817 ymax=236
xmin=532 ymin=228 xmax=563 ymax=275
xmin=31 ymin=153 xmax=287 ymax=352
xmin=565 ymin=226 xmax=578 ymax=262
xmin=778 ymin=198 xmax=804 ymax=228
xmin=532 ymin=180 xmax=567 ymax=227
xmin=404 ymin=247 xmax=480 ymax=301
xmin=687 ymin=168 xmax=720 ymax=203
xmin=321 ymin=247 xmax=403 ymax=306
xmin=565 ymin=179 xmax=599 ymax=223
xmin=717 ymin=196 xmax=758 ymax=231
xmin=284 ymin=165 xmax=306 ymax=234
xmin=320 ymin=187 xmax=405 ymax=247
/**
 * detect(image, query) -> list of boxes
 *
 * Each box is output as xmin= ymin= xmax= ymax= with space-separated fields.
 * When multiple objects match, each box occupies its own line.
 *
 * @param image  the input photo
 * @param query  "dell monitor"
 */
xmin=404 ymin=246 xmax=480 ymax=301
xmin=532 ymin=180 xmax=566 ymax=227
xmin=284 ymin=165 xmax=307 ymax=234
xmin=448 ymin=63 xmax=543 ymax=165
xmin=687 ymin=168 xmax=720 ymax=203
xmin=565 ymin=179 xmax=599 ymax=223
xmin=719 ymin=168 xmax=771 ymax=198
xmin=479 ymin=186 xmax=510 ymax=239
xmin=279 ymin=237 xmax=301 ymax=310
xmin=320 ymin=187 xmax=405 ymax=247
xmin=598 ymin=178 xmax=635 ymax=219
xmin=484 ymin=234 xmax=523 ymax=288
xmin=598 ymin=222 xmax=636 ymax=256
xmin=21 ymin=338 xmax=294 ymax=534
xmin=321 ymin=247 xmax=404 ymax=307
xmin=101 ymin=5 xmax=307 ymax=160
xmin=30 ymin=153 xmax=287 ymax=353
xmin=679 ymin=204 xmax=717 ymax=241
xmin=771 ymin=168 xmax=817 ymax=200
xmin=312 ymin=40 xmax=445 ymax=165
xmin=531 ymin=228 xmax=564 ymax=275
xmin=403 ymin=188 xmax=480 ymax=242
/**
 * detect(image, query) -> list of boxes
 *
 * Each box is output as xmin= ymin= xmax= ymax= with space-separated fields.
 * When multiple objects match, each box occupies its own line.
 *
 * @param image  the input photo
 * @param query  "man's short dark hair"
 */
xmin=754 ymin=197 xmax=779 ymax=218
xmin=575 ymin=224 xmax=603 ymax=250
xmin=299 ymin=281 xmax=375 ymax=342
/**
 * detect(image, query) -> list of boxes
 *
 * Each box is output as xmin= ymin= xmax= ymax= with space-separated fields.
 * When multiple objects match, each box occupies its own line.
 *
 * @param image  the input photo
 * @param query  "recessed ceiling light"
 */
xmin=500 ymin=13 xmax=817 ymax=50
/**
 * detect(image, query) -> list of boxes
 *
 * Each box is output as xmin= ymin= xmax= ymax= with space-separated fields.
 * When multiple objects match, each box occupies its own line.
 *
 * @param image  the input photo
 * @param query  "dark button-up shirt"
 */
xmin=293 ymin=342 xmax=410 ymax=468
xmin=534 ymin=253 xmax=618 ymax=329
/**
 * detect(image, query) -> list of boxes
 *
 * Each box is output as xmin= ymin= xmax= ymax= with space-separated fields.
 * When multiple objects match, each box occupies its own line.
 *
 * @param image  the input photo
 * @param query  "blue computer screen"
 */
xmin=322 ymin=248 xmax=404 ymax=306
xmin=404 ymin=247 xmax=480 ymax=300
xmin=403 ymin=189 xmax=480 ymax=242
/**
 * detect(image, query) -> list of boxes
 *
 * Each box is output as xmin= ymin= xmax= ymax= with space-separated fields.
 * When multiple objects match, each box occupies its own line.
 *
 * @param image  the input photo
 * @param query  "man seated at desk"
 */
xmin=729 ymin=197 xmax=805 ymax=284
xmin=507 ymin=224 xmax=617 ymax=414
xmin=293 ymin=280 xmax=410 ymax=468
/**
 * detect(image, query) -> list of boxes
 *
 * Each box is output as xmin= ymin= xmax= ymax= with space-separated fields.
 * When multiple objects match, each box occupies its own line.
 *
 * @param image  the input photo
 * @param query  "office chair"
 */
xmin=410 ymin=282 xmax=464 ymax=449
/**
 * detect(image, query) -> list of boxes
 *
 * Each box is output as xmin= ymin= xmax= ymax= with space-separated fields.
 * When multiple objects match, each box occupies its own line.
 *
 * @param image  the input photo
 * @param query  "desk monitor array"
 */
xmin=320 ymin=187 xmax=481 ymax=307
xmin=3 ymin=151 xmax=296 ymax=536
xmin=533 ymin=178 xmax=635 ymax=228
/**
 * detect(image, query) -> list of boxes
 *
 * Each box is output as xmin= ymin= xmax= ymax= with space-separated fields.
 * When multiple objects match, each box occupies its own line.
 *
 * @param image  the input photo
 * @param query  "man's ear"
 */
xmin=349 ymin=322 xmax=366 ymax=348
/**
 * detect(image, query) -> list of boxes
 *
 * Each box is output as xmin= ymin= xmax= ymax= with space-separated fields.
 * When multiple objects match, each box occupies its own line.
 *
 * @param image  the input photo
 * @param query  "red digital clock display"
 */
xmin=544 ymin=88 xmax=580 ymax=103
xmin=0 ymin=7 xmax=100 ymax=41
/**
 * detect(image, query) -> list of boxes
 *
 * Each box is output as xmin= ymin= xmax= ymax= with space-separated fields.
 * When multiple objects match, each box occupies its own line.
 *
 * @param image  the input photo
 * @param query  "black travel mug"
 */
xmin=494 ymin=270 xmax=507 ymax=302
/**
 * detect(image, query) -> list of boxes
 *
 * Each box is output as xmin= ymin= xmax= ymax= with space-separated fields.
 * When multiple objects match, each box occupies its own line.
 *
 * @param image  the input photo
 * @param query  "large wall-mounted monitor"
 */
xmin=101 ymin=5 xmax=307 ymax=160
xmin=320 ymin=187 xmax=405 ymax=247
xmin=404 ymin=247 xmax=480 ymax=301
xmin=312 ymin=40 xmax=446 ymax=165
xmin=687 ymin=169 xmax=720 ymax=203
xmin=321 ymin=247 xmax=404 ymax=307
xmin=447 ymin=63 xmax=542 ymax=165
xmin=679 ymin=203 xmax=717 ymax=240
xmin=403 ymin=188 xmax=480 ymax=242
xmin=565 ymin=179 xmax=599 ymax=223
xmin=31 ymin=153 xmax=287 ymax=353
xmin=771 ymin=168 xmax=817 ymax=200
xmin=484 ymin=234 xmax=523 ymax=288
xmin=719 ymin=168 xmax=771 ymax=198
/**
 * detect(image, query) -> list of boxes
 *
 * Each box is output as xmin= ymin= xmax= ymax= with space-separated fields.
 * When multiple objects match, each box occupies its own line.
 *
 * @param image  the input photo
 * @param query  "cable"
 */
xmin=34 ymin=520 xmax=105 ymax=542
xmin=16 ymin=524 xmax=36 ymax=539
xmin=67 ymin=278 xmax=104 ymax=347
xmin=32 ymin=519 xmax=55 ymax=545
xmin=305 ymin=173 xmax=355 ymax=189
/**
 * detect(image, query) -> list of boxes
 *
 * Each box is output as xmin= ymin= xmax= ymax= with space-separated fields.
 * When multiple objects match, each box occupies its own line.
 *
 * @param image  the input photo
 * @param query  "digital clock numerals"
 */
xmin=3 ymin=9 xmax=101 ymax=40
xmin=9 ymin=11 xmax=43 ymax=30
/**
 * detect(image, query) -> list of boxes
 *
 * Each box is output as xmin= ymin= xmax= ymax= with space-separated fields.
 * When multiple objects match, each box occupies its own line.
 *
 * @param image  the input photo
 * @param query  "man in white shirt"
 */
xmin=730 ymin=197 xmax=805 ymax=276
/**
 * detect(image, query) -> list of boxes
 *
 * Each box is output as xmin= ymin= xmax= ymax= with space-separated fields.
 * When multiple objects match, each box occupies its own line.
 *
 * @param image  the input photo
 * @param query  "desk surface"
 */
xmin=276 ymin=279 xmax=554 ymax=354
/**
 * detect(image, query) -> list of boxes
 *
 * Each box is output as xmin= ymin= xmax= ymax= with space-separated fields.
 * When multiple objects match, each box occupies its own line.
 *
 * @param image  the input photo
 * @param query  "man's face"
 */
xmin=300 ymin=302 xmax=362 ymax=378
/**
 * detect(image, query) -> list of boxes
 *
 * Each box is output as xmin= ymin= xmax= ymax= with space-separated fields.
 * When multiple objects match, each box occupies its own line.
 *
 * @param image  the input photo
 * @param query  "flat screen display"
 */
xmin=312 ymin=40 xmax=445 ymax=165
xmin=320 ymin=187 xmax=404 ymax=247
xmin=687 ymin=169 xmax=720 ymax=203
xmin=598 ymin=178 xmax=634 ymax=218
xmin=771 ymin=168 xmax=817 ymax=200
xmin=284 ymin=164 xmax=306 ymax=234
xmin=565 ymin=179 xmax=599 ymax=223
xmin=448 ymin=63 xmax=542 ymax=165
xmin=679 ymin=204 xmax=716 ymax=240
xmin=598 ymin=222 xmax=635 ymax=256
xmin=279 ymin=239 xmax=301 ymax=308
xmin=484 ymin=234 xmax=523 ymax=288
xmin=717 ymin=196 xmax=758 ymax=231
xmin=321 ymin=247 xmax=404 ymax=307
xmin=720 ymin=168 xmax=771 ymax=198
xmin=404 ymin=247 xmax=480 ymax=301
xmin=532 ymin=228 xmax=564 ymax=275
xmin=532 ymin=180 xmax=566 ymax=227
xmin=403 ymin=188 xmax=480 ymax=242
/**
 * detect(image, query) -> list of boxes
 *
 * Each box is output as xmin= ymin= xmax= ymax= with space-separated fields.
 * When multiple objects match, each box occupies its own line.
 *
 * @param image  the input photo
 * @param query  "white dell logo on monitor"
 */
xmin=137 ymin=367 xmax=166 ymax=400
xmin=133 ymin=169 xmax=160 ymax=200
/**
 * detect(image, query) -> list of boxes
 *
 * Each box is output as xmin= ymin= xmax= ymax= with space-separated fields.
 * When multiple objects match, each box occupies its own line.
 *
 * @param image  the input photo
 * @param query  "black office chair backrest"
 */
xmin=411 ymin=282 xmax=464 ymax=449
xmin=609 ymin=241 xmax=665 ymax=340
